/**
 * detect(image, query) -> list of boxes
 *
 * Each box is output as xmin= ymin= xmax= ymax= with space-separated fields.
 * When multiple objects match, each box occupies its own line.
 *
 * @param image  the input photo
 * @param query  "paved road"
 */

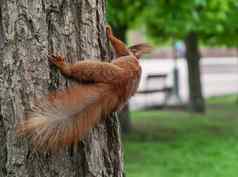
xmin=130 ymin=57 xmax=238 ymax=110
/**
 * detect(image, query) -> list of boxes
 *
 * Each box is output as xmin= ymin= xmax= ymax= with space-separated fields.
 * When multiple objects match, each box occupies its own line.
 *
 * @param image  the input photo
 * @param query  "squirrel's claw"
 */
xmin=48 ymin=54 xmax=65 ymax=67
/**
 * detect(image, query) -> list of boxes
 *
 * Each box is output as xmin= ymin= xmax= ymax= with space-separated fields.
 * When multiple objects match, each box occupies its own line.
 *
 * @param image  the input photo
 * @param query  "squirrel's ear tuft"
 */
xmin=129 ymin=43 xmax=153 ymax=59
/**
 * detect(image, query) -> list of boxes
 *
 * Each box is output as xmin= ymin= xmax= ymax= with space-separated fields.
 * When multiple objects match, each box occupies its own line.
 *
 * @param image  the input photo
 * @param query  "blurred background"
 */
xmin=107 ymin=0 xmax=238 ymax=177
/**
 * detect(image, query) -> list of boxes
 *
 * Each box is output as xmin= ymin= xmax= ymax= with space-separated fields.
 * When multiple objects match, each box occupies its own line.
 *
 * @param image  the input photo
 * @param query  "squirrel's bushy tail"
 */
xmin=16 ymin=83 xmax=117 ymax=151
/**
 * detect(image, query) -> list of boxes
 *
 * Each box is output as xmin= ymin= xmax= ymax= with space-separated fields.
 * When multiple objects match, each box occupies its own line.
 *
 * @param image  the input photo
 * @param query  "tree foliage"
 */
xmin=144 ymin=0 xmax=238 ymax=45
xmin=107 ymin=0 xmax=148 ymax=32
xmin=208 ymin=1 xmax=238 ymax=46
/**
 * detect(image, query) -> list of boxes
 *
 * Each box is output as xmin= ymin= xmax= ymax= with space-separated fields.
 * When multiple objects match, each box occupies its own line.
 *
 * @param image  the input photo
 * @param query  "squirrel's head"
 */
xmin=128 ymin=43 xmax=153 ymax=59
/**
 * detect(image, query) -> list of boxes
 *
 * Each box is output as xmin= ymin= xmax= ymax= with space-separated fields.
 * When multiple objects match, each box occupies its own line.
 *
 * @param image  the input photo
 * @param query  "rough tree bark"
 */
xmin=0 ymin=1 xmax=124 ymax=177
xmin=110 ymin=24 xmax=132 ymax=134
xmin=118 ymin=104 xmax=131 ymax=134
xmin=185 ymin=32 xmax=206 ymax=113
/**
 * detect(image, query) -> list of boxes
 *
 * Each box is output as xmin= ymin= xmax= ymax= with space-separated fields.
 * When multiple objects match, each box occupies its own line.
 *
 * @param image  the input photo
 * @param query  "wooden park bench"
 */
xmin=137 ymin=73 xmax=173 ymax=105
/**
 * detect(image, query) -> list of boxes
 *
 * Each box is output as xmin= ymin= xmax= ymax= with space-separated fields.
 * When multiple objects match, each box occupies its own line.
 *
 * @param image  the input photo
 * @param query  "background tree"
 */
xmin=0 ymin=1 xmax=123 ymax=177
xmin=144 ymin=0 xmax=237 ymax=113
xmin=107 ymin=0 xmax=147 ymax=41
xmin=107 ymin=0 xmax=148 ymax=133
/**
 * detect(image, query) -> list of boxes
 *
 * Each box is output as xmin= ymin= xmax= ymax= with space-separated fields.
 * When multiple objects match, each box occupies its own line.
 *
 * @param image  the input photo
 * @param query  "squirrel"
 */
xmin=16 ymin=25 xmax=152 ymax=151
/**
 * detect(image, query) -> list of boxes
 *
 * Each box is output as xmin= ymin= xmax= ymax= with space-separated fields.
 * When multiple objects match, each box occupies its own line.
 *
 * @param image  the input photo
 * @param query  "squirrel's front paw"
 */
xmin=48 ymin=54 xmax=65 ymax=67
xmin=106 ymin=25 xmax=113 ymax=37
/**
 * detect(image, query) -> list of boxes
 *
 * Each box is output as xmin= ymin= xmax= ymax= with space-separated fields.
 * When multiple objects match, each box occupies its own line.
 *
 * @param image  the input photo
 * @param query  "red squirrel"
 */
xmin=16 ymin=25 xmax=152 ymax=150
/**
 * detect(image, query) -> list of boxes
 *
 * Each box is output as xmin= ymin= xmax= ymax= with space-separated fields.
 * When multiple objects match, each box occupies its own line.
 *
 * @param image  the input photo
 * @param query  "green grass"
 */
xmin=123 ymin=95 xmax=238 ymax=177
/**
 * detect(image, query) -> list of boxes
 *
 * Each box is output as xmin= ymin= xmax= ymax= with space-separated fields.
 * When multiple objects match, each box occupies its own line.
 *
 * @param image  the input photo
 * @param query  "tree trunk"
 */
xmin=184 ymin=32 xmax=205 ymax=113
xmin=110 ymin=25 xmax=131 ymax=134
xmin=0 ymin=1 xmax=124 ymax=177
xmin=118 ymin=104 xmax=131 ymax=134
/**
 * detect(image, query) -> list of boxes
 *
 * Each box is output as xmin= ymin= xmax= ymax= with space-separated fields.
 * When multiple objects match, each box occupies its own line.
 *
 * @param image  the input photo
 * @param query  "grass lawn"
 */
xmin=123 ymin=95 xmax=238 ymax=177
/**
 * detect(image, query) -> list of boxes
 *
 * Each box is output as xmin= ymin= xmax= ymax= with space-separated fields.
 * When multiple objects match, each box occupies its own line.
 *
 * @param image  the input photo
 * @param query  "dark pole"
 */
xmin=172 ymin=39 xmax=182 ymax=104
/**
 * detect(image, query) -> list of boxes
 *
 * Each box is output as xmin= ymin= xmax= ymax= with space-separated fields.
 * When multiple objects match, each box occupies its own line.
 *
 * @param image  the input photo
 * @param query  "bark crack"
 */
xmin=96 ymin=0 xmax=108 ymax=61
xmin=0 ymin=0 xmax=5 ymax=49
xmin=0 ymin=112 xmax=7 ymax=176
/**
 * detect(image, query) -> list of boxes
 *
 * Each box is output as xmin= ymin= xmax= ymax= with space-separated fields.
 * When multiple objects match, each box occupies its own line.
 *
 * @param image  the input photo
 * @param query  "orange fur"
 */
xmin=16 ymin=25 xmax=152 ymax=151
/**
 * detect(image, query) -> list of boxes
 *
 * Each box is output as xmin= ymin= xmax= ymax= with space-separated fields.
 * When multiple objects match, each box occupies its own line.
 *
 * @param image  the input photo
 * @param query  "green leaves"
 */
xmin=107 ymin=0 xmax=147 ymax=29
xmin=143 ymin=0 xmax=238 ymax=46
xmin=106 ymin=0 xmax=238 ymax=46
